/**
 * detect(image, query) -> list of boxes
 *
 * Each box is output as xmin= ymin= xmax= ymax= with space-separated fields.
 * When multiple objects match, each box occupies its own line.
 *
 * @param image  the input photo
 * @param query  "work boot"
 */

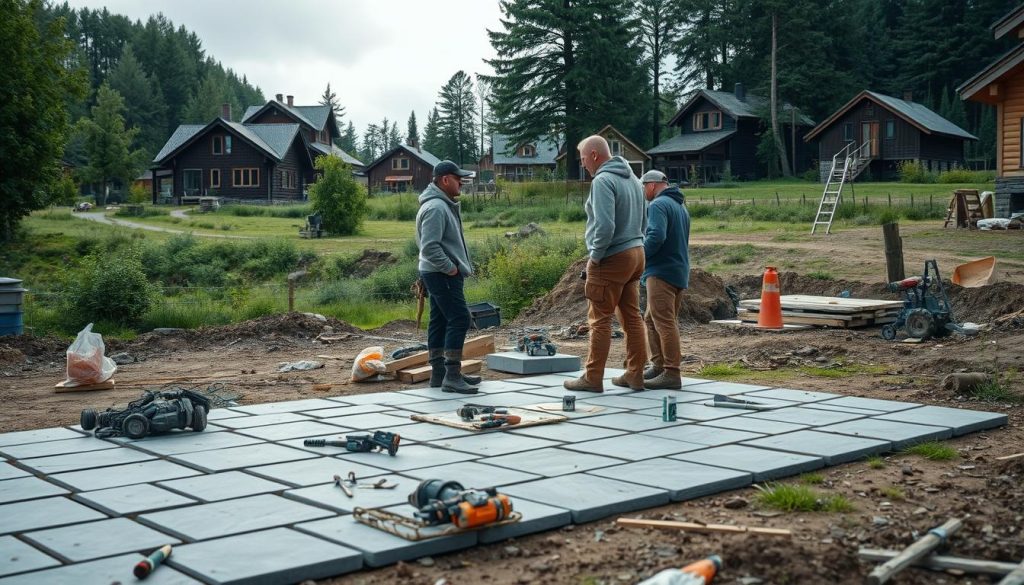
xmin=644 ymin=370 xmax=682 ymax=390
xmin=441 ymin=350 xmax=478 ymax=394
xmin=563 ymin=376 xmax=603 ymax=393
xmin=611 ymin=373 xmax=645 ymax=391
xmin=428 ymin=349 xmax=445 ymax=388
xmin=643 ymin=365 xmax=664 ymax=380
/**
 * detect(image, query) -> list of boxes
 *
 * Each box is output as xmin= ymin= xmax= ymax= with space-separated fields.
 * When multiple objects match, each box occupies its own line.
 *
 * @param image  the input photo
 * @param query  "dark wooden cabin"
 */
xmin=557 ymin=125 xmax=650 ymax=179
xmin=365 ymin=144 xmax=441 ymax=193
xmin=488 ymin=134 xmax=560 ymax=181
xmin=804 ymin=91 xmax=975 ymax=181
xmin=648 ymin=83 xmax=815 ymax=183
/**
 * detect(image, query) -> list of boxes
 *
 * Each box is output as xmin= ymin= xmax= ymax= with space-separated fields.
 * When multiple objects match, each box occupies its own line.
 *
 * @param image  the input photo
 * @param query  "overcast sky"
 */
xmin=63 ymin=0 xmax=503 ymax=134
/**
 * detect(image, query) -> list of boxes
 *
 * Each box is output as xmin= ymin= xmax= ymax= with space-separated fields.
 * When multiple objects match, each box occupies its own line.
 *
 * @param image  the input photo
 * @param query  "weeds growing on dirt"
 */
xmin=798 ymin=473 xmax=825 ymax=485
xmin=697 ymin=362 xmax=752 ymax=377
xmin=866 ymin=455 xmax=886 ymax=469
xmin=904 ymin=441 xmax=958 ymax=461
xmin=807 ymin=271 xmax=834 ymax=280
xmin=882 ymin=486 xmax=905 ymax=500
xmin=754 ymin=483 xmax=855 ymax=513
xmin=968 ymin=380 xmax=1024 ymax=404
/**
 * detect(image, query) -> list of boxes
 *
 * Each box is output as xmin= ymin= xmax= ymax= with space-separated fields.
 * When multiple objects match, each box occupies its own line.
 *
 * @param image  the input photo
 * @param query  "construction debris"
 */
xmin=738 ymin=295 xmax=903 ymax=329
xmin=616 ymin=517 xmax=792 ymax=538
xmin=864 ymin=517 xmax=964 ymax=585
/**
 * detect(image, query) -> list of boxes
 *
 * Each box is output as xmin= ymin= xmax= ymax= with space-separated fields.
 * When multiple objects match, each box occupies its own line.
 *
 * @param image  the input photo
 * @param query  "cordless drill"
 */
xmin=410 ymin=479 xmax=514 ymax=529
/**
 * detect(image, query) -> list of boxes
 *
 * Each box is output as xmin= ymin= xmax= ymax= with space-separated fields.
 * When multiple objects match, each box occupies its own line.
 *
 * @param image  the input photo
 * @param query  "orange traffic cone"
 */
xmin=757 ymin=266 xmax=784 ymax=329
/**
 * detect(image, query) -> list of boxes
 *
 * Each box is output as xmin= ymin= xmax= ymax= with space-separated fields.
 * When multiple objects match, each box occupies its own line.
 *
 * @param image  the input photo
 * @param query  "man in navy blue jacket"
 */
xmin=639 ymin=170 xmax=690 ymax=390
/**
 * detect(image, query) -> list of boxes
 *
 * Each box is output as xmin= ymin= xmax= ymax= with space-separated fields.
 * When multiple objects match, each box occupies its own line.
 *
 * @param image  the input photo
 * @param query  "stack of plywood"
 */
xmin=385 ymin=335 xmax=495 ymax=383
xmin=737 ymin=295 xmax=904 ymax=328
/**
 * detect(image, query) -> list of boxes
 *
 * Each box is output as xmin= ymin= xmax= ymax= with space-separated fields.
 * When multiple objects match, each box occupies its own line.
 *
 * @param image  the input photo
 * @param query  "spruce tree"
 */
xmin=388 ymin=121 xmax=402 ymax=150
xmin=406 ymin=111 xmax=419 ymax=146
xmin=107 ymin=45 xmax=167 ymax=157
xmin=437 ymin=70 xmax=478 ymax=165
xmin=319 ymin=83 xmax=345 ymax=122
xmin=423 ymin=108 xmax=441 ymax=155
xmin=338 ymin=121 xmax=358 ymax=155
xmin=75 ymin=83 xmax=144 ymax=205
xmin=637 ymin=0 xmax=678 ymax=146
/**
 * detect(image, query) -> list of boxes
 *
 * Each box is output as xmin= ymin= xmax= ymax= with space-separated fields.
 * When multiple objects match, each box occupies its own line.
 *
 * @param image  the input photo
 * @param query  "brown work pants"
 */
xmin=644 ymin=276 xmax=685 ymax=372
xmin=583 ymin=247 xmax=647 ymax=384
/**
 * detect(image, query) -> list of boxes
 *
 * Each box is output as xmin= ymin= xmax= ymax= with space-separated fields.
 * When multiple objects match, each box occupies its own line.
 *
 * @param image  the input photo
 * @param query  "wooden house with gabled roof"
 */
xmin=364 ymin=143 xmax=442 ymax=193
xmin=556 ymin=124 xmax=650 ymax=179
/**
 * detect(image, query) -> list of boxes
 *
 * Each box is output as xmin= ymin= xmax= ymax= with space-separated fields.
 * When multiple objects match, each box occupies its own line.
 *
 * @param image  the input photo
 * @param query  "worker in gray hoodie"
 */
xmin=564 ymin=135 xmax=648 ymax=393
xmin=416 ymin=160 xmax=481 ymax=394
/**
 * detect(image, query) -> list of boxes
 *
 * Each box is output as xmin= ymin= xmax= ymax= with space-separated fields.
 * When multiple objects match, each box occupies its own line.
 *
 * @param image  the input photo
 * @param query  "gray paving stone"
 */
xmin=235 ymin=421 xmax=349 ymax=441
xmin=508 ymin=422 xmax=628 ymax=443
xmin=0 ymin=463 xmax=28 ymax=480
xmin=0 ymin=496 xmax=107 ymax=535
xmin=18 ymin=447 xmax=153 ymax=475
xmin=478 ymin=497 xmax=573 ymax=544
xmin=171 ymin=443 xmax=317 ymax=473
xmin=481 ymin=447 xmax=624 ymax=477
xmin=301 ymin=404 xmax=397 ymax=418
xmin=205 ymin=408 xmax=251 ymax=421
xmin=698 ymin=417 xmax=809 ymax=435
xmin=0 ymin=437 xmax=117 ymax=460
xmin=518 ymin=384 xmax=634 ymax=399
xmin=503 ymin=474 xmax=670 ymax=523
xmin=339 ymin=392 xmax=429 ymax=406
xmin=514 ymin=374 xmax=585 ymax=386
xmin=682 ymin=381 xmax=770 ymax=395
xmin=167 ymin=527 xmax=362 ymax=584
xmin=799 ymin=403 xmax=891 ymax=416
xmin=139 ymin=494 xmax=335 ymax=541
xmin=817 ymin=419 xmax=952 ymax=449
xmin=401 ymin=461 xmax=541 ymax=487
xmin=744 ymin=388 xmax=842 ymax=403
xmin=588 ymin=458 xmax=753 ymax=501
xmin=0 ymin=535 xmax=59 ymax=577
xmin=396 ymin=398 xmax=474 ymax=414
xmin=876 ymin=406 xmax=1008 ymax=436
xmin=574 ymin=412 xmax=686 ymax=432
xmin=0 ymin=476 xmax=68 ymax=504
xmin=209 ymin=412 xmax=313 ymax=429
xmin=295 ymin=514 xmax=473 ymax=568
xmin=0 ymin=552 xmax=198 ymax=585
xmin=817 ymin=396 xmax=922 ymax=413
xmin=642 ymin=425 xmax=764 ymax=446
xmin=49 ymin=460 xmax=201 ymax=492
xmin=617 ymin=389 xmax=719 ymax=402
xmin=284 ymin=474 xmax=410 ymax=512
xmin=0 ymin=427 xmax=84 ymax=448
xmin=74 ymin=484 xmax=196 ymax=515
xmin=447 ymin=392 xmax=555 ymax=408
xmin=336 ymin=445 xmax=479 ymax=472
xmin=367 ymin=422 xmax=476 ymax=443
xmin=474 ymin=380 xmax=545 ymax=392
xmin=487 ymin=352 xmax=581 ymax=374
xmin=231 ymin=398 xmax=344 ymax=415
xmin=562 ymin=434 xmax=705 ymax=461
xmin=428 ymin=433 xmax=561 ymax=457
xmin=744 ymin=407 xmax=868 ymax=426
xmin=671 ymin=445 xmax=824 ymax=481
xmin=247 ymin=456 xmax=391 ymax=488
xmin=741 ymin=430 xmax=891 ymax=464
xmin=673 ymin=403 xmax=750 ymax=422
xmin=577 ymin=394 xmax=663 ymax=410
xmin=158 ymin=471 xmax=289 ymax=502
xmin=120 ymin=430 xmax=263 ymax=456
xmin=319 ymin=412 xmax=417 ymax=430
xmin=24 ymin=517 xmax=180 ymax=563
xmin=556 ymin=367 xmax=626 ymax=379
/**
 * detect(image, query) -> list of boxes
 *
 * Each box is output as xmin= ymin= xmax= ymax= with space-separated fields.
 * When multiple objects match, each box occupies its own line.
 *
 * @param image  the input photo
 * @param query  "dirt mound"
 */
xmin=366 ymin=319 xmax=422 ymax=338
xmin=947 ymin=281 xmax=1024 ymax=323
xmin=132 ymin=313 xmax=363 ymax=348
xmin=348 ymin=249 xmax=396 ymax=278
xmin=0 ymin=345 xmax=26 ymax=367
xmin=0 ymin=334 xmax=72 ymax=365
xmin=728 ymin=271 xmax=895 ymax=301
xmin=678 ymin=269 xmax=735 ymax=322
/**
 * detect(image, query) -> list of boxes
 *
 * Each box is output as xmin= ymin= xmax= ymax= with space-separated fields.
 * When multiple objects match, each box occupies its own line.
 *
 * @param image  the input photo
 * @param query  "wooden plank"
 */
xmin=858 ymin=549 xmax=1019 ymax=576
xmin=867 ymin=518 xmax=964 ymax=585
xmin=739 ymin=308 xmax=899 ymax=321
xmin=397 ymin=360 xmax=482 ymax=383
xmin=55 ymin=379 xmax=116 ymax=393
xmin=616 ymin=518 xmax=791 ymax=538
xmin=739 ymin=296 xmax=904 ymax=314
xmin=384 ymin=335 xmax=494 ymax=373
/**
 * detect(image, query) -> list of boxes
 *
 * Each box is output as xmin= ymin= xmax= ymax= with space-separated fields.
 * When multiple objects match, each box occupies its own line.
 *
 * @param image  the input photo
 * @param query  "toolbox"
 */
xmin=468 ymin=302 xmax=501 ymax=329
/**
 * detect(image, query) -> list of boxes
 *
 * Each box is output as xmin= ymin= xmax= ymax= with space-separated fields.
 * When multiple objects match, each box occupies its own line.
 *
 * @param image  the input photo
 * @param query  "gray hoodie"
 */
xmin=416 ymin=182 xmax=474 ymax=276
xmin=584 ymin=156 xmax=647 ymax=262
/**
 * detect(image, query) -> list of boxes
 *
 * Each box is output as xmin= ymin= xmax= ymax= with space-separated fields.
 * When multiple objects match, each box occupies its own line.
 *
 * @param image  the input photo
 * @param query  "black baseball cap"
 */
xmin=433 ymin=160 xmax=473 ymax=179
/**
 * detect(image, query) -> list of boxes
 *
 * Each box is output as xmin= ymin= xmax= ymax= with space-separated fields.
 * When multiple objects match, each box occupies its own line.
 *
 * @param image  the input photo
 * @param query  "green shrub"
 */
xmin=937 ymin=167 xmax=996 ymax=184
xmin=309 ymin=155 xmax=367 ymax=235
xmin=897 ymin=160 xmax=936 ymax=183
xmin=128 ymin=184 xmax=148 ymax=204
xmin=903 ymin=441 xmax=957 ymax=461
xmin=482 ymin=237 xmax=584 ymax=318
xmin=63 ymin=250 xmax=153 ymax=327
xmin=364 ymin=259 xmax=420 ymax=301
xmin=47 ymin=176 xmax=79 ymax=206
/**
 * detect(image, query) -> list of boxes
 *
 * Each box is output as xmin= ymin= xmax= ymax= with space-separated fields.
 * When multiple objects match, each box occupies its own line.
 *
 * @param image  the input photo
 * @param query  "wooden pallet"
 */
xmin=54 ymin=379 xmax=116 ymax=393
xmin=737 ymin=295 xmax=902 ymax=329
xmin=739 ymin=295 xmax=904 ymax=314
xmin=396 ymin=360 xmax=482 ymax=383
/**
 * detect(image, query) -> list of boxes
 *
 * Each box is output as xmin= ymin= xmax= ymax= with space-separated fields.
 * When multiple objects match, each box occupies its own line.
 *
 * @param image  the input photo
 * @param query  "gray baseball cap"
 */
xmin=641 ymin=170 xmax=669 ymax=184
xmin=433 ymin=160 xmax=473 ymax=179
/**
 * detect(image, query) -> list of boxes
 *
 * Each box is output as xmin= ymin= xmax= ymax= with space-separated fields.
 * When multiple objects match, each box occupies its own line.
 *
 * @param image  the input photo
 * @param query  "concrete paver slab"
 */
xmin=368 ymin=422 xmax=475 ymax=443
xmin=49 ymin=460 xmax=201 ymax=492
xmin=139 ymin=494 xmax=335 ymax=541
xmin=0 ymin=553 xmax=198 ymax=585
xmin=503 ymin=474 xmax=669 ymax=523
xmin=336 ymin=445 xmax=478 ymax=472
xmin=120 ymin=430 xmax=262 ymax=456
xmin=396 ymin=399 xmax=474 ymax=415
xmin=744 ymin=407 xmax=867 ymax=426
xmin=445 ymin=392 xmax=557 ymax=408
xmin=0 ymin=535 xmax=59 ymax=577
xmin=620 ymin=389 xmax=720 ymax=402
xmin=683 ymin=381 xmax=770 ymax=395
xmin=74 ymin=483 xmax=196 ymax=515
xmin=319 ymin=412 xmax=417 ymax=430
xmin=209 ymin=412 xmax=314 ymax=429
xmin=800 ymin=403 xmax=892 ymax=416
xmin=508 ymin=422 xmax=628 ymax=443
xmin=205 ymin=408 xmax=250 ymax=421
xmin=246 ymin=456 xmax=390 ymax=488
xmin=670 ymin=445 xmax=824 ymax=481
xmin=486 ymin=352 xmax=581 ymax=374
xmin=284 ymin=474 xmax=410 ymax=512
xmin=562 ymin=434 xmax=704 ymax=461
xmin=341 ymin=392 xmax=430 ymax=407
xmin=24 ymin=517 xmax=180 ymax=563
xmin=302 ymin=404 xmax=398 ymax=418
xmin=698 ymin=417 xmax=808 ymax=435
xmin=0 ymin=428 xmax=84 ymax=448
xmin=478 ymin=498 xmax=573 ymax=543
xmin=167 ymin=527 xmax=362 ymax=584
xmin=642 ymin=425 xmax=764 ymax=446
xmin=158 ymin=471 xmax=288 ymax=502
xmin=741 ymin=430 xmax=891 ymax=464
xmin=743 ymin=388 xmax=842 ymax=403
xmin=588 ymin=458 xmax=753 ymax=501
xmin=0 ymin=496 xmax=107 ymax=535
xmin=816 ymin=396 xmax=922 ymax=413
xmin=0 ymin=463 xmax=29 ymax=481
xmin=171 ymin=443 xmax=317 ymax=473
xmin=18 ymin=448 xmax=152 ymax=475
xmin=817 ymin=419 xmax=952 ymax=449
xmin=0 ymin=476 xmax=68 ymax=504
xmin=231 ymin=399 xmax=344 ymax=415
xmin=431 ymin=433 xmax=561 ymax=457
xmin=0 ymin=437 xmax=116 ymax=460
xmin=296 ymin=515 xmax=473 ymax=568
xmin=401 ymin=461 xmax=541 ymax=487
xmin=876 ymin=406 xmax=1008 ymax=436
xmin=481 ymin=447 xmax=623 ymax=477
xmin=674 ymin=403 xmax=749 ymax=422
xmin=235 ymin=421 xmax=349 ymax=441
xmin=577 ymin=394 xmax=663 ymax=410
xmin=573 ymin=412 xmax=683 ymax=432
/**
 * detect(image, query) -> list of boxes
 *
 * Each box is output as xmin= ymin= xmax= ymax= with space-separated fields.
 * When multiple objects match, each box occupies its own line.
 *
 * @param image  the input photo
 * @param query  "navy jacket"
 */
xmin=642 ymin=186 xmax=690 ymax=289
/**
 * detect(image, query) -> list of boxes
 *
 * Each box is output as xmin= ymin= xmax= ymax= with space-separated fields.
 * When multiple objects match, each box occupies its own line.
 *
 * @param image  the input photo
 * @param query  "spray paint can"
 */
xmin=134 ymin=544 xmax=173 ymax=579
xmin=563 ymin=395 xmax=576 ymax=412
xmin=662 ymin=396 xmax=677 ymax=422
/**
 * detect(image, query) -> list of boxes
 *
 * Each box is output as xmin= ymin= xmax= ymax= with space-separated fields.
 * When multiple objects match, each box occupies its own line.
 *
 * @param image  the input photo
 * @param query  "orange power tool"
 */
xmin=410 ymin=479 xmax=514 ymax=529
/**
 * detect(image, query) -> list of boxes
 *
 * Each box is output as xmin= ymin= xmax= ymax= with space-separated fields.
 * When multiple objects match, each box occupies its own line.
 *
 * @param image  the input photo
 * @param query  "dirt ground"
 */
xmin=3 ymin=228 xmax=1024 ymax=584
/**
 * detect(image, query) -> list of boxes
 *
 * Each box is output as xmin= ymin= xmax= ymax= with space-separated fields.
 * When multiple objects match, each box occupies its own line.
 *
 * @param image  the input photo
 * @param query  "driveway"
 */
xmin=75 ymin=211 xmax=254 ymax=239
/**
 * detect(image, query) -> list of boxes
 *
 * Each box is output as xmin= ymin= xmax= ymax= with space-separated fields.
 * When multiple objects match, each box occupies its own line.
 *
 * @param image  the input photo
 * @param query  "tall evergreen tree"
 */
xmin=437 ymin=70 xmax=478 ymax=165
xmin=637 ymin=0 xmax=677 ymax=146
xmin=388 ymin=120 xmax=402 ymax=150
xmin=673 ymin=0 xmax=733 ymax=91
xmin=361 ymin=123 xmax=381 ymax=162
xmin=338 ymin=121 xmax=358 ymax=155
xmin=106 ymin=45 xmax=166 ymax=157
xmin=423 ymin=107 xmax=442 ymax=155
xmin=475 ymin=74 xmax=492 ymax=159
xmin=75 ymin=83 xmax=144 ymax=205
xmin=181 ymin=68 xmax=239 ymax=123
xmin=319 ymin=82 xmax=344 ymax=122
xmin=406 ymin=111 xmax=419 ymax=146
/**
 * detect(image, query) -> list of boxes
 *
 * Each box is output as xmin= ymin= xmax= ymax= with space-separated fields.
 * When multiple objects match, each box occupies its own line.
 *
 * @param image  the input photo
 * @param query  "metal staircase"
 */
xmin=811 ymin=141 xmax=873 ymax=234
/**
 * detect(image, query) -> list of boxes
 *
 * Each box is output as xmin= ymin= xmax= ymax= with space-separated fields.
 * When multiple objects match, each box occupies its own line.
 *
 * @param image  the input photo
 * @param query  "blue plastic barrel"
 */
xmin=0 ymin=277 xmax=26 ymax=336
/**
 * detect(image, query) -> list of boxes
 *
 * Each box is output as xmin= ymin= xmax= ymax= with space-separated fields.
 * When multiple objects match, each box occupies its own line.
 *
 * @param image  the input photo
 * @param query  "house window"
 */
xmin=183 ymin=169 xmax=202 ymax=196
xmin=225 ymin=136 xmax=232 ymax=154
xmin=232 ymin=168 xmax=260 ymax=187
xmin=693 ymin=111 xmax=723 ymax=131
xmin=280 ymin=169 xmax=296 ymax=189
xmin=610 ymin=140 xmax=622 ymax=156
xmin=392 ymin=158 xmax=410 ymax=170
xmin=843 ymin=123 xmax=854 ymax=141
xmin=210 ymin=169 xmax=221 ymax=189
xmin=212 ymin=136 xmax=223 ymax=155
xmin=521 ymin=144 xmax=536 ymax=157
xmin=885 ymin=120 xmax=895 ymax=140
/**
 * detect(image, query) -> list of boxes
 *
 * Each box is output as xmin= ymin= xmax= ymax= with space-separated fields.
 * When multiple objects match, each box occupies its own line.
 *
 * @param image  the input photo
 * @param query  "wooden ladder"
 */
xmin=943 ymin=189 xmax=983 ymax=229
xmin=812 ymin=141 xmax=872 ymax=234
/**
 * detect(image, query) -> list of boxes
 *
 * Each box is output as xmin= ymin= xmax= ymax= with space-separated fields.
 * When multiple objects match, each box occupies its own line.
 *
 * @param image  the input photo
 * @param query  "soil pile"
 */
xmin=0 ymin=334 xmax=73 ymax=365
xmin=728 ymin=271 xmax=894 ymax=301
xmin=947 ymin=281 xmax=1024 ymax=323
xmin=347 ymin=250 xmax=396 ymax=278
xmin=131 ymin=313 xmax=364 ymax=349
xmin=678 ymin=269 xmax=734 ymax=322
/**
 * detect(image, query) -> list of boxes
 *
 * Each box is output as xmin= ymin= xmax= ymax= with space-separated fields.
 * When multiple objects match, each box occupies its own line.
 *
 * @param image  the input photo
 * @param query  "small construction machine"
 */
xmin=516 ymin=330 xmax=557 ymax=356
xmin=299 ymin=211 xmax=324 ymax=238
xmin=81 ymin=390 xmax=211 ymax=439
xmin=881 ymin=260 xmax=956 ymax=341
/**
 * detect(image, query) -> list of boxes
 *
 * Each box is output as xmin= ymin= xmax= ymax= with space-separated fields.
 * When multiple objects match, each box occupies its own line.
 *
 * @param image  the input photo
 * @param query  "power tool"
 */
xmin=475 ymin=414 xmax=522 ymax=429
xmin=881 ymin=259 xmax=957 ymax=341
xmin=409 ymin=479 xmax=514 ymax=529
xmin=457 ymin=404 xmax=507 ymax=420
xmin=303 ymin=430 xmax=400 ymax=456
xmin=516 ymin=330 xmax=557 ymax=356
xmin=81 ymin=390 xmax=211 ymax=439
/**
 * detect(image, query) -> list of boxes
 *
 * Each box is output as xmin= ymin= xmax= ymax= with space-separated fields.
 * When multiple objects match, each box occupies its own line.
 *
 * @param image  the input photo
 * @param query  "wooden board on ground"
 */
xmin=384 ymin=335 xmax=495 ymax=373
xmin=739 ymin=295 xmax=904 ymax=314
xmin=411 ymin=406 xmax=567 ymax=431
xmin=55 ymin=379 xmax=116 ymax=393
xmin=709 ymin=319 xmax=812 ymax=330
xmin=397 ymin=360 xmax=482 ymax=383
xmin=736 ymin=310 xmax=896 ymax=328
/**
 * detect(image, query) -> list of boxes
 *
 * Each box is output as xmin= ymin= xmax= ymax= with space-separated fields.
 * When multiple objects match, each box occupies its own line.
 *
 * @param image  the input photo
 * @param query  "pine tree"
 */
xmin=423 ymin=108 xmax=441 ymax=155
xmin=437 ymin=70 xmax=478 ymax=165
xmin=406 ymin=111 xmax=419 ymax=146
xmin=388 ymin=121 xmax=402 ymax=150
xmin=361 ymin=123 xmax=381 ymax=162
xmin=475 ymin=74 xmax=492 ymax=159
xmin=75 ymin=83 xmax=144 ymax=205
xmin=637 ymin=0 xmax=678 ymax=146
xmin=338 ymin=121 xmax=358 ymax=155
xmin=319 ymin=82 xmax=345 ymax=122
xmin=106 ymin=45 xmax=166 ymax=157
xmin=673 ymin=0 xmax=733 ymax=91
xmin=181 ymin=69 xmax=239 ymax=123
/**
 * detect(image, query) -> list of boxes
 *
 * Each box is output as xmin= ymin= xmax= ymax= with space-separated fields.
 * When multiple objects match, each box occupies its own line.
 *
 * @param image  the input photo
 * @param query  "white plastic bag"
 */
xmin=350 ymin=346 xmax=386 ymax=382
xmin=64 ymin=323 xmax=117 ymax=386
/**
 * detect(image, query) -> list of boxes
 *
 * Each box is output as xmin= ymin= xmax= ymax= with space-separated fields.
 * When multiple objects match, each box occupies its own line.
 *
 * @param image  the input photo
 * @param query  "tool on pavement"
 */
xmin=304 ymin=430 xmax=400 ymax=456
xmin=562 ymin=394 xmax=576 ymax=411
xmin=703 ymin=394 xmax=782 ymax=411
xmin=333 ymin=474 xmax=354 ymax=497
xmin=457 ymin=404 xmax=508 ymax=420
xmin=882 ymin=260 xmax=957 ymax=341
xmin=638 ymin=554 xmax=722 ymax=585
xmin=474 ymin=413 xmax=522 ymax=429
xmin=516 ymin=329 xmax=557 ymax=356
xmin=866 ymin=517 xmax=964 ymax=585
xmin=82 ymin=389 xmax=210 ymax=439
xmin=340 ymin=471 xmax=398 ymax=490
xmin=662 ymin=396 xmax=677 ymax=422
xmin=134 ymin=544 xmax=173 ymax=579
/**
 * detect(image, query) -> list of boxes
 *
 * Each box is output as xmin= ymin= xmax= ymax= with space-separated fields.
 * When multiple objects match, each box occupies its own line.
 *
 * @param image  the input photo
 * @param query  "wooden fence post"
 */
xmin=882 ymin=223 xmax=905 ymax=283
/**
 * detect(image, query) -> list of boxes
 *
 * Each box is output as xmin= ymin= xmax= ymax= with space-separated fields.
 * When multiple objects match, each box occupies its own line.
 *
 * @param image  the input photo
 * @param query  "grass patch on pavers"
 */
xmin=138 ymin=494 xmax=335 ymax=541
xmin=744 ymin=407 xmax=867 ymax=426
xmin=18 ymin=447 xmax=153 ymax=475
xmin=205 ymin=408 xmax=251 ymax=421
xmin=246 ymin=456 xmax=390 ymax=488
xmin=119 ymin=430 xmax=263 ymax=456
xmin=158 ymin=471 xmax=289 ymax=502
xmin=167 ymin=527 xmax=362 ymax=583
xmin=502 ymin=474 xmax=670 ymax=523
xmin=0 ymin=535 xmax=59 ymax=577
xmin=0 ymin=427 xmax=84 ymax=448
xmin=0 ymin=463 xmax=29 ymax=480
xmin=430 ymin=433 xmax=561 ymax=457
xmin=230 ymin=398 xmax=345 ymax=415
xmin=23 ymin=517 xmax=180 ymax=563
xmin=0 ymin=496 xmax=107 ymax=535
xmin=400 ymin=461 xmax=541 ymax=487
xmin=573 ymin=412 xmax=682 ymax=432
xmin=49 ymin=460 xmax=202 ymax=492
xmin=588 ymin=458 xmax=753 ymax=501
xmin=0 ymin=437 xmax=117 ymax=460
xmin=318 ymin=412 xmax=418 ymax=430
xmin=335 ymin=445 xmax=479 ymax=472
xmin=235 ymin=421 xmax=350 ymax=441
xmin=815 ymin=396 xmax=922 ymax=413
xmin=698 ymin=417 xmax=808 ymax=435
xmin=876 ymin=405 xmax=1008 ymax=436
xmin=0 ymin=552 xmax=197 ymax=585
xmin=301 ymin=404 xmax=398 ymax=418
xmin=296 ymin=514 xmax=474 ymax=568
xmin=74 ymin=484 xmax=196 ymax=515
xmin=478 ymin=498 xmax=573 ymax=544
xmin=480 ymin=447 xmax=624 ymax=477
xmin=816 ymin=419 xmax=952 ymax=449
xmin=740 ymin=430 xmax=892 ymax=464
xmin=209 ymin=412 xmax=313 ymax=429
xmin=744 ymin=388 xmax=842 ymax=403
xmin=284 ymin=473 xmax=410 ymax=513
xmin=507 ymin=422 xmax=628 ymax=443
xmin=671 ymin=445 xmax=825 ymax=481
xmin=0 ymin=476 xmax=69 ymax=504
xmin=641 ymin=424 xmax=764 ymax=446
xmin=170 ymin=443 xmax=317 ymax=473
xmin=562 ymin=434 xmax=704 ymax=461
